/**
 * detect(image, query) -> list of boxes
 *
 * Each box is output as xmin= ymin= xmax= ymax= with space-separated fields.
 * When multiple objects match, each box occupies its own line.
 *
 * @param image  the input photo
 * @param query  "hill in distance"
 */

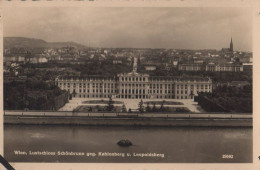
xmin=4 ymin=37 xmax=87 ymax=49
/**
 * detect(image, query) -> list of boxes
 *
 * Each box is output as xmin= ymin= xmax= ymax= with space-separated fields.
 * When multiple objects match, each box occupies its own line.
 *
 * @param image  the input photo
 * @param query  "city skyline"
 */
xmin=4 ymin=7 xmax=252 ymax=51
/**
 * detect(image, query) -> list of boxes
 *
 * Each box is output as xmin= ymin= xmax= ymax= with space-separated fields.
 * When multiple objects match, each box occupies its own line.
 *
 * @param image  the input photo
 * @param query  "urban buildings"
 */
xmin=177 ymin=38 xmax=243 ymax=72
xmin=56 ymin=64 xmax=212 ymax=100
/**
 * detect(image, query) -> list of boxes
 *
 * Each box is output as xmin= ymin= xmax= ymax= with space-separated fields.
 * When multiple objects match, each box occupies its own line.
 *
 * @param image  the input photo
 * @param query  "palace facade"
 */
xmin=56 ymin=70 xmax=212 ymax=100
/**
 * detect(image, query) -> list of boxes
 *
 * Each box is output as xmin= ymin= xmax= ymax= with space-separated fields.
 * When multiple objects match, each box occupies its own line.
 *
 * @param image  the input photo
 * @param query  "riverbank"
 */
xmin=4 ymin=114 xmax=252 ymax=127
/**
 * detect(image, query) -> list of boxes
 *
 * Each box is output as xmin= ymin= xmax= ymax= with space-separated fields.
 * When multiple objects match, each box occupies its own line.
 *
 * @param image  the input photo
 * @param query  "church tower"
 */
xmin=230 ymin=37 xmax=233 ymax=52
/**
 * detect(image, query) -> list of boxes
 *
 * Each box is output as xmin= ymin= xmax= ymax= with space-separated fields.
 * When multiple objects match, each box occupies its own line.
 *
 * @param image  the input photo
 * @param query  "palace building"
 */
xmin=56 ymin=65 xmax=212 ymax=100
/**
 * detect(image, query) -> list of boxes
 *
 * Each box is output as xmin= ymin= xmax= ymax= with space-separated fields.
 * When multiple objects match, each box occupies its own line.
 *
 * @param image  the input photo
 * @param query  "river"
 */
xmin=4 ymin=125 xmax=252 ymax=163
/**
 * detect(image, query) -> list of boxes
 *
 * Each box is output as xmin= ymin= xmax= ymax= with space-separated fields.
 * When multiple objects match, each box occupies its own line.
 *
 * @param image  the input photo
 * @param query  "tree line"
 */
xmin=4 ymin=79 xmax=69 ymax=110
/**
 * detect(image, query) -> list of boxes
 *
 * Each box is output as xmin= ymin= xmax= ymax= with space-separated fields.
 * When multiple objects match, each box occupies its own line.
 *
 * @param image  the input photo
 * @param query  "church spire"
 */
xmin=230 ymin=37 xmax=233 ymax=52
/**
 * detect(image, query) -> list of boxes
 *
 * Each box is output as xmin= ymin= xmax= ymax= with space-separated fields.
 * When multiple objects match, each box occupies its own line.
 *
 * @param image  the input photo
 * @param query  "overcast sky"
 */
xmin=4 ymin=7 xmax=252 ymax=51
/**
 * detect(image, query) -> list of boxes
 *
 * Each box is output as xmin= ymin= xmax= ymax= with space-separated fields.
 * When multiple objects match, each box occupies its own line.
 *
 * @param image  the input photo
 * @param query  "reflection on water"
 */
xmin=4 ymin=125 xmax=252 ymax=163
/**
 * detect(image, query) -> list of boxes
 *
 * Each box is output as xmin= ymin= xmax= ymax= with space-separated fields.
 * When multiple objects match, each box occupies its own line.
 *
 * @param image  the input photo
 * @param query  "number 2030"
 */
xmin=222 ymin=154 xmax=233 ymax=159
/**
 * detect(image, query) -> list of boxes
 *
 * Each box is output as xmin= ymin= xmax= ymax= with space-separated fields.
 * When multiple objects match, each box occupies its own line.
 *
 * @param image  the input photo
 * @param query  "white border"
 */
xmin=1 ymin=0 xmax=259 ymax=169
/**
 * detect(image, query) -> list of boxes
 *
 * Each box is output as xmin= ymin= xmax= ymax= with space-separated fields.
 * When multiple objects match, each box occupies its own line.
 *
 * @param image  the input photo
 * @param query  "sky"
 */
xmin=3 ymin=7 xmax=252 ymax=51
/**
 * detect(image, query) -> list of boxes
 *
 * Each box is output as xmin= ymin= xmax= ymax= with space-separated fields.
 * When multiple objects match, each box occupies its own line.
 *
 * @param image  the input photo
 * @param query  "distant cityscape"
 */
xmin=3 ymin=36 xmax=252 ymax=113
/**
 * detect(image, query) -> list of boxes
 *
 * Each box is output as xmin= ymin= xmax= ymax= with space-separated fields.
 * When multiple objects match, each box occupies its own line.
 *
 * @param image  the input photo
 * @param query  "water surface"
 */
xmin=4 ymin=125 xmax=252 ymax=163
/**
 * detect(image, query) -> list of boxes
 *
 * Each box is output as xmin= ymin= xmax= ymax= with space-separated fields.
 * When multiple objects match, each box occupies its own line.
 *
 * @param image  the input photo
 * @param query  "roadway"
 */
xmin=4 ymin=111 xmax=252 ymax=119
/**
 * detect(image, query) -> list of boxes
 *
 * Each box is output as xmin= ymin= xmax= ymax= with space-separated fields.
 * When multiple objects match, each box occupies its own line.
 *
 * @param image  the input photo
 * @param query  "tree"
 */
xmin=152 ymin=103 xmax=157 ymax=112
xmin=107 ymin=97 xmax=114 ymax=111
xmin=159 ymin=103 xmax=165 ymax=112
xmin=122 ymin=104 xmax=127 ymax=112
xmin=145 ymin=103 xmax=151 ymax=112
xmin=138 ymin=99 xmax=144 ymax=113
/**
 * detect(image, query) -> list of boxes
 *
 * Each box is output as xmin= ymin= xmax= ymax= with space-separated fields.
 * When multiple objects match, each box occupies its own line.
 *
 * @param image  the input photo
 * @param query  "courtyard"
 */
xmin=59 ymin=98 xmax=204 ymax=113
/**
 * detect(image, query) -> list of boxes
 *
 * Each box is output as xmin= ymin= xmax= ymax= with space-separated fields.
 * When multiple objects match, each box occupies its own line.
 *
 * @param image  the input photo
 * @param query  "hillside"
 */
xmin=4 ymin=37 xmax=87 ymax=49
